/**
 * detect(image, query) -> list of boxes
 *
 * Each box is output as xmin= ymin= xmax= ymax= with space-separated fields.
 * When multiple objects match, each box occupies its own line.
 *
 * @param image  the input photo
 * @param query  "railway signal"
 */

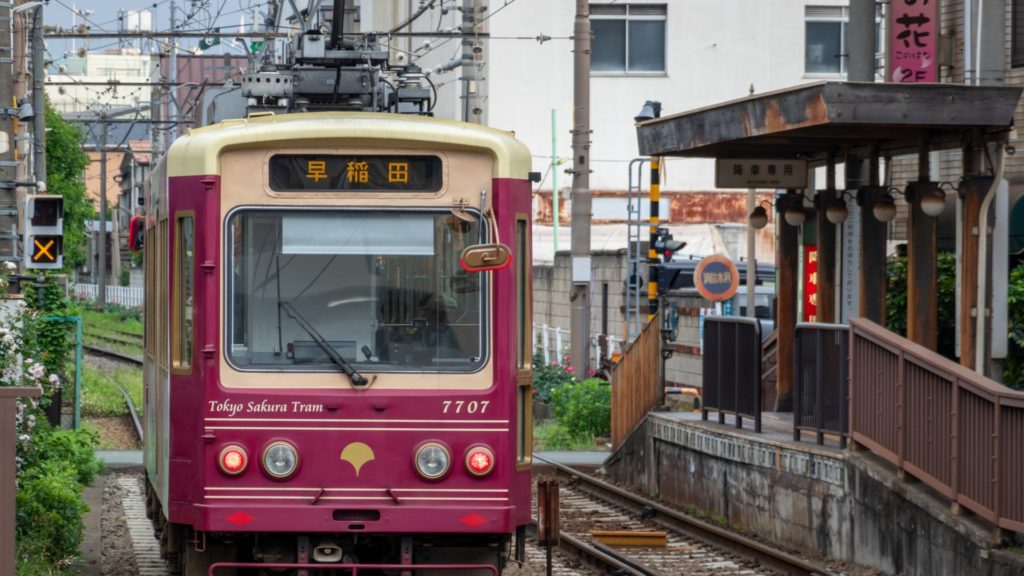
xmin=653 ymin=227 xmax=685 ymax=262
xmin=23 ymin=195 xmax=63 ymax=269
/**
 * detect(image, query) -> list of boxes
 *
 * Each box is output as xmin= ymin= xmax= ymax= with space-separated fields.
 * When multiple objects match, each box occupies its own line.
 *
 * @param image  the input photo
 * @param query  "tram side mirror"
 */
xmin=459 ymin=244 xmax=512 ymax=273
xmin=128 ymin=216 xmax=145 ymax=254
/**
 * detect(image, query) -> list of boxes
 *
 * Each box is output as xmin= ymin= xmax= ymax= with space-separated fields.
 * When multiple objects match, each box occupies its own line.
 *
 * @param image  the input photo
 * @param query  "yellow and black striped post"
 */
xmin=647 ymin=158 xmax=660 ymax=321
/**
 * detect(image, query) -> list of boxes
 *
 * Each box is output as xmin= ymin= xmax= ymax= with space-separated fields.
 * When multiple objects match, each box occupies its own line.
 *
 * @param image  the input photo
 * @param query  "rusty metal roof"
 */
xmin=636 ymin=81 xmax=1022 ymax=160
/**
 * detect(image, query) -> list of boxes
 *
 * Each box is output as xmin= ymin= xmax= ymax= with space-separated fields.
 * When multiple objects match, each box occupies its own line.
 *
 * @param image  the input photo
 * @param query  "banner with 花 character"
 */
xmin=804 ymin=245 xmax=818 ymax=322
xmin=889 ymin=0 xmax=939 ymax=83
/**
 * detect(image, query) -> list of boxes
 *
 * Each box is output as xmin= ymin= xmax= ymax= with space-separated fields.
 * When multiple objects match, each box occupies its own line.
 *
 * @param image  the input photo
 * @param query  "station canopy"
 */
xmin=636 ymin=81 xmax=1022 ymax=161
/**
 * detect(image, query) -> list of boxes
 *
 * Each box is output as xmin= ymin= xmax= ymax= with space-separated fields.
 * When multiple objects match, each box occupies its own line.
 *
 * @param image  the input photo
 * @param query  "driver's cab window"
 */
xmin=227 ymin=210 xmax=485 ymax=373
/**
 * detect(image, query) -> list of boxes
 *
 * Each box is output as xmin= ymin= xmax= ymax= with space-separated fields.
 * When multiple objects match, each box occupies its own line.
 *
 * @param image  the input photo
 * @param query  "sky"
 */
xmin=42 ymin=0 xmax=275 ymax=59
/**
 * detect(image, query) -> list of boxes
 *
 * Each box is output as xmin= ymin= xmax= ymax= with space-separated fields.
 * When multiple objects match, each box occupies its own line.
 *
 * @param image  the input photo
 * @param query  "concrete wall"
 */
xmin=606 ymin=414 xmax=1024 ymax=576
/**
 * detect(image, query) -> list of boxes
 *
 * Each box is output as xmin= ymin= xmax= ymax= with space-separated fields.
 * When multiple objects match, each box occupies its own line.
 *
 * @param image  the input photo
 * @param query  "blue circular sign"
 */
xmin=694 ymin=255 xmax=739 ymax=302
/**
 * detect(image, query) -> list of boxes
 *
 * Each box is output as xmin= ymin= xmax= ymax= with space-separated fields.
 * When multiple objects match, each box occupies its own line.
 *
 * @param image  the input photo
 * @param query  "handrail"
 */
xmin=793 ymin=322 xmax=848 ymax=448
xmin=849 ymin=318 xmax=1024 ymax=533
xmin=702 ymin=316 xmax=762 ymax=432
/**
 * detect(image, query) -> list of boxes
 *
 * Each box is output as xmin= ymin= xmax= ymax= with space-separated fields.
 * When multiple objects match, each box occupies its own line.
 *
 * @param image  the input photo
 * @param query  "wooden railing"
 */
xmin=850 ymin=318 xmax=1024 ymax=533
xmin=610 ymin=312 xmax=662 ymax=447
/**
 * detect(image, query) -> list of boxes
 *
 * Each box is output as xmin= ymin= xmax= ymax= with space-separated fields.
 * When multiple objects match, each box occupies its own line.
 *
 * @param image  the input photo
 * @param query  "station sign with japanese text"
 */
xmin=889 ymin=0 xmax=938 ymax=83
xmin=715 ymin=158 xmax=808 ymax=189
xmin=269 ymin=155 xmax=442 ymax=192
xmin=694 ymin=254 xmax=740 ymax=302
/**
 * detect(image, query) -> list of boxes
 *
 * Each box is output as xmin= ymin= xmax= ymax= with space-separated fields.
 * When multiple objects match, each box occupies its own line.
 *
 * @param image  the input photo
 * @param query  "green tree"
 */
xmin=1006 ymin=261 xmax=1024 ymax=390
xmin=44 ymin=102 xmax=92 ymax=270
xmin=886 ymin=252 xmax=958 ymax=359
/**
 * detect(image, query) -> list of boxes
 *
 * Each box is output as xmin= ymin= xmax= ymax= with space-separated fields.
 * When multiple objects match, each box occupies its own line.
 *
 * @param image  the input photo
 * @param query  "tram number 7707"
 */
xmin=442 ymin=400 xmax=490 ymax=414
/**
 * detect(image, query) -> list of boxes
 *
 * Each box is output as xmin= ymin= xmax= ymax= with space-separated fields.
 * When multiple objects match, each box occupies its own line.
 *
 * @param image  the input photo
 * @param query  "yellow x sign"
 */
xmin=33 ymin=238 xmax=56 ymax=262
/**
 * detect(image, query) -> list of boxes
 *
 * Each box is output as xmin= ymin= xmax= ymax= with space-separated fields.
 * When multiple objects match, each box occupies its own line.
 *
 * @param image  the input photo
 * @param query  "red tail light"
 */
xmin=219 ymin=444 xmax=248 ymax=475
xmin=465 ymin=445 xmax=495 ymax=476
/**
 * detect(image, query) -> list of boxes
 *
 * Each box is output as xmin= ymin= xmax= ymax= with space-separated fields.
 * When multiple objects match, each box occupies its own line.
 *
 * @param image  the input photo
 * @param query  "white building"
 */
xmin=46 ymin=49 xmax=157 ymax=116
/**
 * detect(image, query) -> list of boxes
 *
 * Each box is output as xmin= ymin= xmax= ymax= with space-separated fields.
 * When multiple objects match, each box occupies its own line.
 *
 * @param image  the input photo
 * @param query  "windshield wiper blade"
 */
xmin=279 ymin=301 xmax=369 ymax=388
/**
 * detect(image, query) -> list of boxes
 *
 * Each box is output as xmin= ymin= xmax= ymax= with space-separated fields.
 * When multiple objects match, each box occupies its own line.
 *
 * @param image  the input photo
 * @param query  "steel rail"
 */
xmin=534 ymin=455 xmax=836 ymax=576
xmin=555 ymin=530 xmax=658 ymax=576
xmin=83 ymin=343 xmax=143 ymax=366
xmin=117 ymin=382 xmax=144 ymax=442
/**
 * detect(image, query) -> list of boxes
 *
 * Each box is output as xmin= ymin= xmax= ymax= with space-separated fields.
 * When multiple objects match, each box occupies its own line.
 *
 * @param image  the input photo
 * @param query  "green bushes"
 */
xmin=532 ymin=355 xmax=611 ymax=450
xmin=550 ymin=378 xmax=611 ymax=439
xmin=1006 ymin=261 xmax=1024 ymax=390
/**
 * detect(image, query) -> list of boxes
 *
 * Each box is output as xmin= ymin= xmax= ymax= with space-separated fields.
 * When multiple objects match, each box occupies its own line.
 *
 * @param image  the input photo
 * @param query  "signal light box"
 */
xmin=24 ymin=196 xmax=64 ymax=270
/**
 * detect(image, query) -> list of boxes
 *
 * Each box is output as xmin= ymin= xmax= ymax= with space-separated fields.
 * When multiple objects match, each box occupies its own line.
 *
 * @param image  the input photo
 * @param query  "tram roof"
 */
xmin=635 ymin=81 xmax=1022 ymax=161
xmin=168 ymin=111 xmax=532 ymax=179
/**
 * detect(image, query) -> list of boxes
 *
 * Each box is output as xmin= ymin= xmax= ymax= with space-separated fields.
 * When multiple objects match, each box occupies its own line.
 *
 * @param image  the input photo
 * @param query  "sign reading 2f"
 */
xmin=889 ymin=0 xmax=938 ymax=83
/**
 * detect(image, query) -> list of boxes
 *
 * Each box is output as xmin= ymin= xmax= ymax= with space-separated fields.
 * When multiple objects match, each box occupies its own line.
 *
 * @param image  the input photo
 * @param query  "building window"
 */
xmin=1014 ymin=0 xmax=1024 ymax=67
xmin=591 ymin=4 xmax=666 ymax=74
xmin=805 ymin=6 xmax=882 ymax=76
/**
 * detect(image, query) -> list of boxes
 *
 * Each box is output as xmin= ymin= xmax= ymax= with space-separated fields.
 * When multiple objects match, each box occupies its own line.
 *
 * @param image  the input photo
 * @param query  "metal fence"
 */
xmin=702 ymin=316 xmax=762 ymax=432
xmin=533 ymin=324 xmax=623 ymax=368
xmin=850 ymin=318 xmax=1024 ymax=533
xmin=794 ymin=323 xmax=848 ymax=447
xmin=72 ymin=283 xmax=144 ymax=308
xmin=611 ymin=312 xmax=662 ymax=447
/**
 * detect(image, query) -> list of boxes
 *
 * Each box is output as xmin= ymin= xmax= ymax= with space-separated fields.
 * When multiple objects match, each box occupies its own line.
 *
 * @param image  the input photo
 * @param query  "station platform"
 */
xmin=604 ymin=408 xmax=1024 ymax=576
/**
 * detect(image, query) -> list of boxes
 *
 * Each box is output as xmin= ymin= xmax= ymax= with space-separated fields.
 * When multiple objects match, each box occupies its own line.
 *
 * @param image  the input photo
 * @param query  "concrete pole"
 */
xmin=31 ymin=5 xmax=45 ymax=186
xmin=0 ymin=1 xmax=14 ymax=204
xmin=167 ymin=0 xmax=178 ymax=150
xmin=570 ymin=0 xmax=592 ymax=377
xmin=847 ymin=0 xmax=875 ymax=82
xmin=98 ymin=120 xmax=108 ymax=310
xmin=551 ymin=109 xmax=559 ymax=252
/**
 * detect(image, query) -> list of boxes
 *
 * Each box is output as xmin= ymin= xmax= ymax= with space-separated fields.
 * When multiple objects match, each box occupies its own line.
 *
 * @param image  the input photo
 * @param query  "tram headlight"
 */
xmin=261 ymin=441 xmax=299 ymax=479
xmin=414 ymin=442 xmax=451 ymax=480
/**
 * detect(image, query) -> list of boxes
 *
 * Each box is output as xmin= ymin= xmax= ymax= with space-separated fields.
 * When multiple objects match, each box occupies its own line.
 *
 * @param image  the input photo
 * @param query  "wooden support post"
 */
xmin=776 ymin=193 xmax=800 ymax=412
xmin=959 ymin=133 xmax=987 ymax=368
xmin=816 ymin=190 xmax=838 ymax=324
xmin=906 ymin=143 xmax=938 ymax=350
xmin=859 ymin=150 xmax=887 ymax=325
xmin=1 ymin=387 xmax=42 ymax=576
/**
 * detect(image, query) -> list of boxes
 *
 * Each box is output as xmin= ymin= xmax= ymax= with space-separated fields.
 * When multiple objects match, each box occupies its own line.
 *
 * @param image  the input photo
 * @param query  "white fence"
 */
xmin=72 ymin=284 xmax=144 ymax=308
xmin=533 ymin=324 xmax=623 ymax=368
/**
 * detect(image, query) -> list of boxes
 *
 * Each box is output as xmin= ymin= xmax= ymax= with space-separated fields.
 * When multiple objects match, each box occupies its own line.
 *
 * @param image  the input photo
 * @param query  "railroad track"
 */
xmin=535 ymin=455 xmax=835 ymax=576
xmin=83 ymin=343 xmax=143 ymax=366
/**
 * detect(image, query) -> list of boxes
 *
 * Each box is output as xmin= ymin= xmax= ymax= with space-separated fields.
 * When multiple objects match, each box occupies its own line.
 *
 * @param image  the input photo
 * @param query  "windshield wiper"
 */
xmin=279 ymin=301 xmax=369 ymax=388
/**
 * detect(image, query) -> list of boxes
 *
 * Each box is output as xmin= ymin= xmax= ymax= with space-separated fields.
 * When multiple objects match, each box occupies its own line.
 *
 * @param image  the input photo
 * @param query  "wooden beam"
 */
xmin=906 ymin=180 xmax=938 ymax=350
xmin=859 ymin=185 xmax=888 ymax=324
xmin=816 ymin=190 xmax=838 ymax=323
xmin=776 ymin=193 xmax=800 ymax=411
xmin=958 ymin=175 xmax=989 ymax=368
xmin=590 ymin=530 xmax=668 ymax=547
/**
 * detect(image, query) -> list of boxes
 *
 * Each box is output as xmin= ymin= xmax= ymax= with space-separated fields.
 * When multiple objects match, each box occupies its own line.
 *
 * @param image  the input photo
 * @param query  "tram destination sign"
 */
xmin=715 ymin=158 xmax=807 ymax=189
xmin=269 ymin=155 xmax=442 ymax=192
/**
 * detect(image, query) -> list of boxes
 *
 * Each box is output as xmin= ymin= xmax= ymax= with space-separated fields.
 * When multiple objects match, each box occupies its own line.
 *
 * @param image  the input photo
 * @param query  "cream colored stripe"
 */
xmin=204 ymin=418 xmax=509 ymax=424
xmin=205 ymin=426 xmax=509 ymax=432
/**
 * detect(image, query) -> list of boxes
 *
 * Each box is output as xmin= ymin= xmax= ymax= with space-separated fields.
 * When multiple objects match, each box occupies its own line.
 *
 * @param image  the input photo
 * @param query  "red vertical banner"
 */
xmin=804 ymin=245 xmax=818 ymax=322
xmin=889 ymin=0 xmax=939 ymax=83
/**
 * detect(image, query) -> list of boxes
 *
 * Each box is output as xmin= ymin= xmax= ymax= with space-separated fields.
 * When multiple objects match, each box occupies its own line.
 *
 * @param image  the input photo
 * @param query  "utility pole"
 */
xmin=570 ymin=0 xmax=591 ymax=377
xmin=31 ymin=4 xmax=45 ymax=184
xmin=98 ymin=120 xmax=108 ymax=309
xmin=167 ymin=0 xmax=179 ymax=150
xmin=0 ymin=0 xmax=16 ymax=267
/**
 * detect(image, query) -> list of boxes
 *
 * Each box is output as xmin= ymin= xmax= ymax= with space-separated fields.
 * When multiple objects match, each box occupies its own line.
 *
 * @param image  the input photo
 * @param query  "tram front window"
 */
xmin=227 ymin=210 xmax=485 ymax=372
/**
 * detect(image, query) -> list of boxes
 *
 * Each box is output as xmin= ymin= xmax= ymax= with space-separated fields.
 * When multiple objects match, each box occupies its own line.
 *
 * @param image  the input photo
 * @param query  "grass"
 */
xmin=534 ymin=420 xmax=603 ymax=451
xmin=82 ymin=308 xmax=143 ymax=336
xmin=80 ymin=362 xmax=142 ymax=417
